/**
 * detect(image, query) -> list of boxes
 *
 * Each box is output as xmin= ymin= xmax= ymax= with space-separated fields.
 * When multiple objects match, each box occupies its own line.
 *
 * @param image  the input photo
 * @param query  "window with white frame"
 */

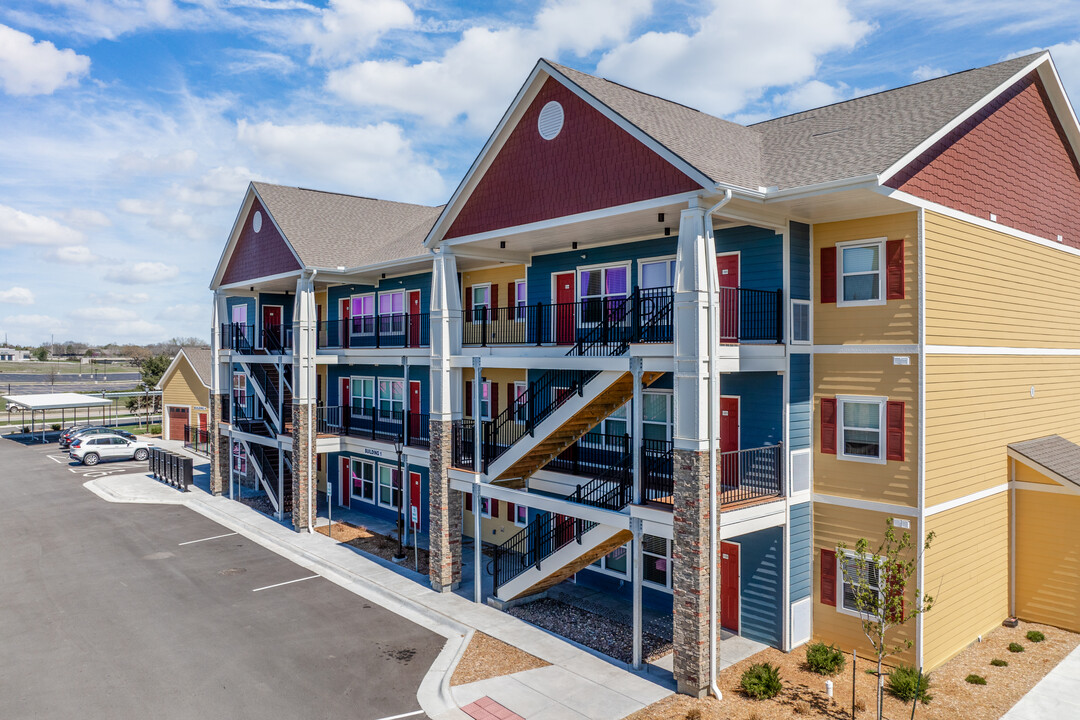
xmin=350 ymin=458 xmax=375 ymax=502
xmin=514 ymin=280 xmax=528 ymax=320
xmin=378 ymin=291 xmax=405 ymax=333
xmin=643 ymin=391 xmax=672 ymax=442
xmin=513 ymin=382 xmax=528 ymax=423
xmin=583 ymin=402 xmax=627 ymax=448
xmin=514 ymin=503 xmax=528 ymax=527
xmin=232 ymin=372 xmax=247 ymax=409
xmin=232 ymin=441 xmax=247 ymax=473
xmin=579 ymin=264 xmax=628 ymax=324
xmin=791 ymin=300 xmax=811 ymax=343
xmin=470 ymin=284 xmax=490 ymax=323
xmin=479 ymin=380 xmax=492 ymax=420
xmin=479 ymin=497 xmax=492 ymax=518
xmin=642 ymin=534 xmax=672 ymax=590
xmin=640 ymin=258 xmax=675 ymax=289
xmin=591 ymin=542 xmax=629 ymax=577
xmin=837 ymin=239 xmax=886 ymax=307
xmin=378 ymin=379 xmax=404 ymax=420
xmin=378 ymin=464 xmax=400 ymax=509
xmin=351 ymin=377 xmax=375 ymax=417
xmin=351 ymin=294 xmax=375 ymax=335
xmin=839 ymin=551 xmax=883 ymax=618
xmin=837 ymin=396 xmax=887 ymax=463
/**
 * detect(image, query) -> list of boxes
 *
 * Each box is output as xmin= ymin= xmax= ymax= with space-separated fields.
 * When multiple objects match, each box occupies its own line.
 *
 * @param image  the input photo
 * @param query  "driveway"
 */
xmin=0 ymin=439 xmax=443 ymax=720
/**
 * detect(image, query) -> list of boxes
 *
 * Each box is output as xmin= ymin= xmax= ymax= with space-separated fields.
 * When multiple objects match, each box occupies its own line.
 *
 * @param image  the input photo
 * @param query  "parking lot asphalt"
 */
xmin=0 ymin=437 xmax=442 ymax=720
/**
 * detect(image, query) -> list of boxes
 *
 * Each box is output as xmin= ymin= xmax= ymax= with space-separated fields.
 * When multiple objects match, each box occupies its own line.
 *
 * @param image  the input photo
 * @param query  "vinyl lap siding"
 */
xmin=736 ymin=527 xmax=784 ymax=648
xmin=789 ymin=502 xmax=812 ymax=602
xmin=1015 ymin=488 xmax=1080 ymax=631
xmin=715 ymin=225 xmax=783 ymax=292
xmin=721 ymin=372 xmax=783 ymax=448
xmin=789 ymin=354 xmax=811 ymax=450
xmin=790 ymin=221 xmax=811 ymax=301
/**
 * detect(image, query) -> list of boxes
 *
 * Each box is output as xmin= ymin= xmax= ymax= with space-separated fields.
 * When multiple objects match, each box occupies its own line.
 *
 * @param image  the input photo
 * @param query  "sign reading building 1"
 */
xmin=361 ymin=447 xmax=387 ymax=459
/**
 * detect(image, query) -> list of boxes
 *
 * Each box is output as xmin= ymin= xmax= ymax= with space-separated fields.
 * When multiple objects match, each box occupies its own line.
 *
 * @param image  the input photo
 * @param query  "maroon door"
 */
xmin=262 ymin=306 xmax=281 ymax=348
xmin=409 ymin=471 xmax=422 ymax=530
xmin=720 ymin=397 xmax=739 ymax=489
xmin=168 ymin=407 xmax=188 ymax=441
xmin=555 ymin=272 xmax=575 ymax=344
xmin=340 ymin=298 xmax=351 ymax=349
xmin=409 ymin=380 xmax=422 ymax=440
xmin=408 ymin=291 xmax=421 ymax=346
xmin=340 ymin=457 xmax=351 ymax=508
xmin=721 ymin=541 xmax=740 ymax=633
xmin=198 ymin=412 xmax=207 ymax=432
xmin=716 ymin=255 xmax=739 ymax=343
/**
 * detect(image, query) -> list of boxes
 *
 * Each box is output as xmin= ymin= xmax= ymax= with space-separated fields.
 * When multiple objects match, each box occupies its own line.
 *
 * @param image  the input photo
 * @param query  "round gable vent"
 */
xmin=253 ymin=210 xmax=262 ymax=233
xmin=537 ymin=101 xmax=564 ymax=140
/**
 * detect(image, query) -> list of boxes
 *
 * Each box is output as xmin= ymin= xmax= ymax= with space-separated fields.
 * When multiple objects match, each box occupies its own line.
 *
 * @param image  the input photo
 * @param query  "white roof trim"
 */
xmin=156 ymin=348 xmax=210 ymax=391
xmin=1008 ymin=447 xmax=1080 ymax=490
xmin=209 ymin=184 xmax=305 ymax=289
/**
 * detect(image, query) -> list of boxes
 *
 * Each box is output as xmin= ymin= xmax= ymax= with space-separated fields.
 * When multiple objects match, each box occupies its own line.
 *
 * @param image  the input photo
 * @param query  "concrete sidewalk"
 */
xmin=84 ymin=468 xmax=674 ymax=720
xmin=1002 ymin=643 xmax=1080 ymax=719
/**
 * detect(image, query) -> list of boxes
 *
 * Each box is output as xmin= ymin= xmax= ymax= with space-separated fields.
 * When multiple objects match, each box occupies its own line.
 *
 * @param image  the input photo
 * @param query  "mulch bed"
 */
xmin=626 ymin=620 xmax=1078 ymax=720
xmin=317 ymin=521 xmax=429 ymax=575
xmin=450 ymin=632 xmax=551 ymax=686
xmin=238 ymin=495 xmax=275 ymax=516
xmin=507 ymin=597 xmax=672 ymax=664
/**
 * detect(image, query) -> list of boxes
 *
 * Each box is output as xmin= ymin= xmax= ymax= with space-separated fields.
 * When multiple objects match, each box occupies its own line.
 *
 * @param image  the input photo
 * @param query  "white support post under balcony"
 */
xmin=430 ymin=249 xmax=463 ymax=422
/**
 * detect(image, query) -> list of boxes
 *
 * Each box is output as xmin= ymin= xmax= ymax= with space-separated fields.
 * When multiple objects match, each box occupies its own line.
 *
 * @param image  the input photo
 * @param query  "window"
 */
xmin=791 ymin=300 xmax=811 ymax=343
xmin=471 ymin=284 xmax=490 ymax=323
xmin=513 ymin=382 xmax=528 ymax=423
xmin=479 ymin=497 xmax=492 ymax=518
xmin=643 ymin=391 xmax=672 ymax=442
xmin=479 ymin=380 xmax=492 ymax=420
xmin=837 ymin=396 xmax=887 ymax=463
xmin=839 ymin=552 xmax=882 ymax=618
xmin=351 ymin=295 xmax=375 ymax=335
xmin=579 ymin=264 xmax=628 ymax=324
xmin=640 ymin=258 xmax=676 ymax=289
xmin=514 ymin=503 xmax=528 ymax=527
xmin=378 ymin=291 xmax=405 ymax=333
xmin=378 ymin=379 xmax=404 ymax=420
xmin=591 ymin=543 xmax=629 ymax=577
xmin=642 ymin=534 xmax=672 ymax=590
xmin=378 ymin=464 xmax=401 ymax=509
xmin=837 ymin=239 xmax=886 ymax=307
xmin=351 ymin=377 xmax=375 ymax=417
xmin=583 ymin=402 xmax=627 ymax=448
xmin=350 ymin=458 xmax=375 ymax=502
xmin=232 ymin=441 xmax=246 ymax=473
xmin=513 ymin=280 xmax=528 ymax=320
xmin=232 ymin=372 xmax=247 ymax=414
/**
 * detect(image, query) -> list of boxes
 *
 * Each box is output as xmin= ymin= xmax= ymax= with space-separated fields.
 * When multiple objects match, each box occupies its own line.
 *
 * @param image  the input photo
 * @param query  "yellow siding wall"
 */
xmin=162 ymin=358 xmax=210 ymax=414
xmin=813 ymin=212 xmax=919 ymax=345
xmin=1015 ymin=487 xmax=1080 ymax=631
xmin=922 ymin=492 xmax=1009 ymax=669
xmin=925 ymin=211 xmax=1080 ymax=347
xmin=461 ymin=265 xmax=527 ymax=307
xmin=1015 ymin=461 xmax=1059 ymax=485
xmin=463 ymin=368 xmax=527 ymax=419
xmin=814 ymin=354 xmax=918 ymax=507
xmin=924 ymin=354 xmax=1080 ymax=505
xmin=813 ymin=503 xmax=916 ymax=665
xmin=463 ymin=493 xmax=523 ymax=543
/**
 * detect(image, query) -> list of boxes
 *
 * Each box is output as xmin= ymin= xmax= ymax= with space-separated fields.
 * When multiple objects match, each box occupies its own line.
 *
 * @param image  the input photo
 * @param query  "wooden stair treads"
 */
xmin=494 ymin=371 xmax=662 ymax=483
xmin=507 ymin=529 xmax=633 ymax=601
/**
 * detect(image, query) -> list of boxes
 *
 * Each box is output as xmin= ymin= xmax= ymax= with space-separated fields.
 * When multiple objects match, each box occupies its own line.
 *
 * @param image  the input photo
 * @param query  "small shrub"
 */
xmin=21 ymin=426 xmax=30 ymax=433
xmin=1009 ymin=642 xmax=1025 ymax=653
xmin=50 ymin=423 xmax=61 ymax=431
xmin=990 ymin=658 xmax=1008 ymax=667
xmin=806 ymin=641 xmax=846 ymax=675
xmin=886 ymin=664 xmax=933 ymax=704
xmin=740 ymin=662 xmax=782 ymax=700
xmin=854 ymin=698 xmax=866 ymax=713
xmin=966 ymin=674 xmax=987 ymax=685
xmin=684 ymin=710 xmax=702 ymax=720
xmin=793 ymin=701 xmax=810 ymax=715
xmin=149 ymin=424 xmax=161 ymax=434
xmin=747 ymin=713 xmax=763 ymax=720
xmin=1026 ymin=630 xmax=1046 ymax=643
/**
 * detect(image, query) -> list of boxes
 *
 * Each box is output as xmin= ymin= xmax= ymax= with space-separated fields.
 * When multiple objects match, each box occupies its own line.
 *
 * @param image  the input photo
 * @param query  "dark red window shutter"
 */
xmin=884 ymin=561 xmax=905 ymax=622
xmin=506 ymin=501 xmax=515 ymax=520
xmin=820 ymin=247 xmax=837 ymax=303
xmin=465 ymin=286 xmax=472 ymax=315
xmin=465 ymin=491 xmax=472 ymax=512
xmin=491 ymin=499 xmax=499 ymax=519
xmin=886 ymin=239 xmax=905 ymax=300
xmin=490 ymin=283 xmax=499 ymax=309
xmin=821 ymin=398 xmax=837 ymax=455
xmin=821 ymin=549 xmax=837 ymax=606
xmin=464 ymin=381 xmax=472 ymax=417
xmin=490 ymin=382 xmax=499 ymax=418
xmin=507 ymin=282 xmax=515 ymax=308
xmin=886 ymin=401 xmax=905 ymax=461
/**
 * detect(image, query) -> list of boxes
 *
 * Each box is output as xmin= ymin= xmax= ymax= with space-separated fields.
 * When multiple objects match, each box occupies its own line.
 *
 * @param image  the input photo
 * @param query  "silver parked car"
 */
xmin=69 ymin=434 xmax=151 ymax=465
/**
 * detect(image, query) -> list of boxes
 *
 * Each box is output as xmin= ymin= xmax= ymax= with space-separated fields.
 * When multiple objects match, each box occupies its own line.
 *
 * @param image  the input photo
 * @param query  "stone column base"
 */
xmin=209 ymin=394 xmax=230 ymax=496
xmin=429 ymin=419 xmax=463 ymax=591
xmin=291 ymin=402 xmax=314 ymax=532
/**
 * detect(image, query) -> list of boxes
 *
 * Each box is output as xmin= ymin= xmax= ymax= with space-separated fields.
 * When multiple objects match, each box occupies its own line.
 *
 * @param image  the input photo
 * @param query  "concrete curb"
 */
xmin=419 ymin=630 xmax=473 ymax=720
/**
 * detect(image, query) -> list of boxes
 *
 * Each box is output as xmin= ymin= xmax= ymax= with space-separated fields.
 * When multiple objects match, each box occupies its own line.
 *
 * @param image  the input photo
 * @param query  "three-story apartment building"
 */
xmin=209 ymin=49 xmax=1080 ymax=698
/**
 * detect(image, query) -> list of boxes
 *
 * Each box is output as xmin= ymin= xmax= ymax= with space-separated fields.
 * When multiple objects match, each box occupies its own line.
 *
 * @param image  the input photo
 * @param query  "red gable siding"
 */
xmin=887 ymin=72 xmax=1080 ymax=248
xmin=444 ymin=77 xmax=701 ymax=240
xmin=221 ymin=196 xmax=301 ymax=285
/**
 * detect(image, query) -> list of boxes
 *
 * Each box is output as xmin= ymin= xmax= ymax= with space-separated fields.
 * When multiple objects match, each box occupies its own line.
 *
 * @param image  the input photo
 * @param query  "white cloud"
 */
xmin=297 ymin=0 xmax=415 ymax=64
xmin=49 ymin=245 xmax=100 ymax=264
xmin=91 ymin=291 xmax=151 ymax=305
xmin=0 ymin=24 xmax=91 ymax=96
xmin=105 ymin=261 xmax=180 ymax=284
xmin=174 ymin=165 xmax=261 ymax=206
xmin=777 ymin=80 xmax=850 ymax=113
xmin=1 ymin=313 xmax=63 ymax=331
xmin=61 ymin=208 xmax=112 ymax=228
xmin=0 ymin=204 xmax=83 ymax=247
xmin=325 ymin=0 xmax=654 ymax=130
xmin=223 ymin=49 xmax=297 ymax=75
xmin=236 ymin=119 xmax=446 ymax=202
xmin=0 ymin=287 xmax=35 ymax=305
xmin=69 ymin=306 xmax=165 ymax=339
xmin=861 ymin=0 xmax=1080 ymax=34
xmin=912 ymin=65 xmax=947 ymax=82
xmin=1011 ymin=41 xmax=1080 ymax=106
xmin=111 ymin=149 xmax=198 ymax=174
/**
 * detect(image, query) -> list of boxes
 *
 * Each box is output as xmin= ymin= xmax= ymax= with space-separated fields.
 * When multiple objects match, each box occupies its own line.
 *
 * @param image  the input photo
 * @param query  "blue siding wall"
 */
xmin=789 ymin=221 xmax=811 ymax=301
xmin=325 ymin=272 xmax=432 ymax=321
xmin=226 ymin=296 xmax=255 ymax=324
xmin=735 ymin=526 xmax=784 ymax=647
xmin=789 ymin=353 xmax=811 ymax=450
xmin=257 ymin=292 xmax=294 ymax=326
xmin=329 ymin=453 xmax=430 ymax=532
xmin=327 ymin=364 xmax=429 ymax=409
xmin=790 ymin=502 xmax=812 ymax=602
xmin=722 ymin=372 xmax=783 ymax=448
xmin=527 ymin=236 xmax=678 ymax=304
xmin=715 ymin=225 xmax=783 ymax=292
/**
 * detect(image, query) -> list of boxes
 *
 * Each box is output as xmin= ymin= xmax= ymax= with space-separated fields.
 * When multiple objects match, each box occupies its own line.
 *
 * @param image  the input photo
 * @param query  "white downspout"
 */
xmin=706 ymin=189 xmax=733 ymax=700
xmin=307 ymin=268 xmax=318 ymax=533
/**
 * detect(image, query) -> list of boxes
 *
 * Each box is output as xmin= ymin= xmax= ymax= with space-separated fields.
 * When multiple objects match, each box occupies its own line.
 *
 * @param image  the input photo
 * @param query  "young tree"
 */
xmin=30 ymin=347 xmax=47 ymax=362
xmin=138 ymin=353 xmax=173 ymax=389
xmin=837 ymin=518 xmax=935 ymax=719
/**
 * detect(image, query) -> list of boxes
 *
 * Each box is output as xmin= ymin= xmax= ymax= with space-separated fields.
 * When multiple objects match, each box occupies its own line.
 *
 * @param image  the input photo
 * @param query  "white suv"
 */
xmin=69 ymin=434 xmax=151 ymax=465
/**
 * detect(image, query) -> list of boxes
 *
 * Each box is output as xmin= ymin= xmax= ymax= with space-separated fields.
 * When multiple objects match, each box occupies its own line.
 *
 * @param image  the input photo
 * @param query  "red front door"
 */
xmin=408 ymin=291 xmax=422 ymax=346
xmin=555 ymin=272 xmax=575 ymax=344
xmin=168 ymin=407 xmax=188 ymax=440
xmin=263 ymin=306 xmax=281 ymax=348
xmin=198 ymin=412 xmax=207 ymax=432
xmin=716 ymin=254 xmax=739 ymax=343
xmin=340 ymin=298 xmax=351 ymax=348
xmin=719 ymin=397 xmax=739 ymax=488
xmin=409 ymin=471 xmax=422 ymax=530
xmin=721 ymin=541 xmax=740 ymax=633
xmin=409 ymin=380 xmax=422 ymax=440
xmin=340 ymin=377 xmax=351 ymax=428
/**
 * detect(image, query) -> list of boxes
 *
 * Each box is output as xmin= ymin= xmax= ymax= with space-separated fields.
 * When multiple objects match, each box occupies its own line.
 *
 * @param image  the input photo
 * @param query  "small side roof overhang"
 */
xmin=1008 ymin=435 xmax=1080 ymax=489
xmin=2 ymin=393 xmax=113 ymax=412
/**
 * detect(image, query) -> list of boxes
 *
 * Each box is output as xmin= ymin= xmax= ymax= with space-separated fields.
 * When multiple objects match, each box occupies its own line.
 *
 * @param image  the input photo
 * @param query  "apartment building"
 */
xmin=208 ymin=50 xmax=1080 ymax=697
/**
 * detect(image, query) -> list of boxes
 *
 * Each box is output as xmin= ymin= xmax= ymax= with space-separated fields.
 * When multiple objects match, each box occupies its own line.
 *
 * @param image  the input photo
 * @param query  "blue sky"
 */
xmin=1 ymin=0 xmax=1079 ymax=345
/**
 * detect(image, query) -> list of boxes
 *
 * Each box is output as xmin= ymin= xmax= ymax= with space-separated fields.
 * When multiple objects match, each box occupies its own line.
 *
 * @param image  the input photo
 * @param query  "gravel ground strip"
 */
xmin=626 ymin=620 xmax=1078 ymax=720
xmin=507 ymin=598 xmax=671 ymax=664
xmin=318 ymin=521 xmax=429 ymax=574
xmin=450 ymin=632 xmax=551 ymax=687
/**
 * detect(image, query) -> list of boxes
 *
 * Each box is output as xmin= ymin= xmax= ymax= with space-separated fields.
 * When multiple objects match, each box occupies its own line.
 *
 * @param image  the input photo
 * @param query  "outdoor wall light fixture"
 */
xmin=657 ymin=212 xmax=665 ymax=222
xmin=382 ymin=273 xmax=386 ymax=278
xmin=500 ymin=241 xmax=506 ymax=248
xmin=664 ymin=227 xmax=671 ymax=236
xmin=572 ymin=242 xmax=578 ymax=249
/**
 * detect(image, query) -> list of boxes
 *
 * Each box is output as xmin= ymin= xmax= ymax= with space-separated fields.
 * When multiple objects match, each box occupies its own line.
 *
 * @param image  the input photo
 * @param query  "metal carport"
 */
xmin=2 ymin=393 xmax=114 ymax=443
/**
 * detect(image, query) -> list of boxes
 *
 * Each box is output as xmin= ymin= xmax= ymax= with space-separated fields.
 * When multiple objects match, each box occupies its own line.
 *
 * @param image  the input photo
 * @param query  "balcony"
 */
xmin=315 ymin=406 xmax=430 ymax=449
xmin=642 ymin=442 xmax=784 ymax=508
xmin=220 ymin=323 xmax=294 ymax=353
xmin=317 ymin=313 xmax=429 ymax=350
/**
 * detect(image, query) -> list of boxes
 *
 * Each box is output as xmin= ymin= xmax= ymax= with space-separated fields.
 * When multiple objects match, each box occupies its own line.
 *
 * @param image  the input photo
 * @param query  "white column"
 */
xmin=430 ymin=249 xmax=463 ymax=422
xmin=293 ymin=271 xmax=317 ymax=404
xmin=631 ymin=515 xmax=644 ymax=669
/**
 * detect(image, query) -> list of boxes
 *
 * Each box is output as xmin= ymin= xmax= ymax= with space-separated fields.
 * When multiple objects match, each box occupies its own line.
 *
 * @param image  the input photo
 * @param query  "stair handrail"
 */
xmin=566 ymin=452 xmax=633 ymax=511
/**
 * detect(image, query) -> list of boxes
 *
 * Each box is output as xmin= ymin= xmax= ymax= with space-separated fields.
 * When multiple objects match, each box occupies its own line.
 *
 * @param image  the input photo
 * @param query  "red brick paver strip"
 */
xmin=461 ymin=696 xmax=524 ymax=720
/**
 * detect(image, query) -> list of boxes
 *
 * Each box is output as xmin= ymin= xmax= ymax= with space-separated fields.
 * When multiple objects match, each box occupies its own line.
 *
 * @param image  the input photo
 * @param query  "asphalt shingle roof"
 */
xmin=179 ymin=346 xmax=212 ymax=388
xmin=546 ymin=52 xmax=1046 ymax=191
xmin=1009 ymin=434 xmax=1080 ymax=487
xmin=251 ymin=183 xmax=443 ymax=269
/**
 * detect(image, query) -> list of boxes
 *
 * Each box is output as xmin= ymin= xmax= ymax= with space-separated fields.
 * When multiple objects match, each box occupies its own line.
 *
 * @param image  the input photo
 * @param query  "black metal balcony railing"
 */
xmin=452 ymin=418 xmax=474 ymax=469
xmin=546 ymin=431 xmax=631 ymax=477
xmin=315 ymin=406 xmax=430 ymax=449
xmin=406 ymin=412 xmax=430 ymax=449
xmin=641 ymin=438 xmax=674 ymax=503
xmin=317 ymin=313 xmax=430 ymax=350
xmin=718 ymin=287 xmax=784 ymax=343
xmin=261 ymin=323 xmax=292 ymax=353
xmin=182 ymin=424 xmax=210 ymax=455
xmin=221 ymin=323 xmax=255 ymax=353
xmin=643 ymin=442 xmax=783 ymax=507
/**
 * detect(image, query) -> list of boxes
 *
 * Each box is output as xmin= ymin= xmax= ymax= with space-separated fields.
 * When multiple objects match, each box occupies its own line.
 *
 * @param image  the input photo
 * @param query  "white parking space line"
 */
xmin=373 ymin=711 xmax=425 ymax=720
xmin=251 ymin=575 xmax=321 ymax=593
xmin=46 ymin=454 xmax=69 ymax=464
xmin=178 ymin=532 xmax=238 ymax=546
